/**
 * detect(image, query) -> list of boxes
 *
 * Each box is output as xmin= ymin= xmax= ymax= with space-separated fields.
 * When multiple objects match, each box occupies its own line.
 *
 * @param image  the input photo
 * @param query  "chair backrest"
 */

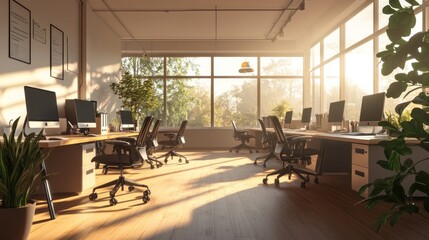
xmin=231 ymin=120 xmax=238 ymax=132
xmin=136 ymin=116 xmax=154 ymax=147
xmin=176 ymin=120 xmax=188 ymax=145
xmin=147 ymin=119 xmax=161 ymax=149
xmin=258 ymin=118 xmax=270 ymax=146
xmin=270 ymin=116 xmax=286 ymax=143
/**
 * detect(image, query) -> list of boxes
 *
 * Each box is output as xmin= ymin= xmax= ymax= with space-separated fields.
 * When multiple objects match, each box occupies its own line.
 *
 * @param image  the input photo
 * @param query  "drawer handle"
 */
xmin=355 ymin=170 xmax=365 ymax=177
xmin=86 ymin=169 xmax=94 ymax=175
xmin=355 ymin=148 xmax=367 ymax=154
xmin=85 ymin=148 xmax=94 ymax=154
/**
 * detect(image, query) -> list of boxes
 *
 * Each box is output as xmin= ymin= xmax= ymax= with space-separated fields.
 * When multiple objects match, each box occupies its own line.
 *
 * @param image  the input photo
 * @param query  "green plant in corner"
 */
xmin=110 ymin=71 xmax=158 ymax=124
xmin=0 ymin=117 xmax=47 ymax=208
xmin=356 ymin=0 xmax=429 ymax=232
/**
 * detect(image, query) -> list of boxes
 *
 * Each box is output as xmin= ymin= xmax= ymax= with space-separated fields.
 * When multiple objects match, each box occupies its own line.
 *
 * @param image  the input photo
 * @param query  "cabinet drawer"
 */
xmin=352 ymin=144 xmax=368 ymax=168
xmin=82 ymin=163 xmax=95 ymax=191
xmin=82 ymin=143 xmax=96 ymax=165
xmin=352 ymin=164 xmax=368 ymax=197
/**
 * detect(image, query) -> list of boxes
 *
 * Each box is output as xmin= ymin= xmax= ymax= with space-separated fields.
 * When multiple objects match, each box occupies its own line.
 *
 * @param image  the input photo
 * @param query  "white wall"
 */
xmin=85 ymin=2 xmax=121 ymax=123
xmin=0 ymin=0 xmax=122 ymax=133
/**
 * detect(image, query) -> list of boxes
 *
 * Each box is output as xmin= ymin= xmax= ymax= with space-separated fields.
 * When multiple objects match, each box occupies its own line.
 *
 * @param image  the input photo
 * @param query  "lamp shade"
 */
xmin=239 ymin=61 xmax=254 ymax=73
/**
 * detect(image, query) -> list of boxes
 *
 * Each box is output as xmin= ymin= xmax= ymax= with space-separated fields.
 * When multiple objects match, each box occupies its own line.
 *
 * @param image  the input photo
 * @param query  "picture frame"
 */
xmin=9 ymin=0 xmax=31 ymax=64
xmin=50 ymin=24 xmax=64 ymax=80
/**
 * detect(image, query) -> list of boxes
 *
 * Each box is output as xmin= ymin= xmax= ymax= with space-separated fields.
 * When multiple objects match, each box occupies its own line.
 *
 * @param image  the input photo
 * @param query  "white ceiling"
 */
xmin=87 ymin=0 xmax=363 ymax=55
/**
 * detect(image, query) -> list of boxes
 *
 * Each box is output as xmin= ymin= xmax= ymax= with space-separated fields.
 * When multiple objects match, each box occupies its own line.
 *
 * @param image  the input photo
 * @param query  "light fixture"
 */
xmin=239 ymin=61 xmax=254 ymax=73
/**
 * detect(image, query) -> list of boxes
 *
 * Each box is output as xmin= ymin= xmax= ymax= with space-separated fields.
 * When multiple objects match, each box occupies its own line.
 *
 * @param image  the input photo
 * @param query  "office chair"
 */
xmin=254 ymin=118 xmax=279 ymax=167
xmin=262 ymin=116 xmax=320 ymax=188
xmin=230 ymin=120 xmax=258 ymax=153
xmin=146 ymin=119 xmax=163 ymax=168
xmin=88 ymin=116 xmax=153 ymax=206
xmin=157 ymin=120 xmax=189 ymax=164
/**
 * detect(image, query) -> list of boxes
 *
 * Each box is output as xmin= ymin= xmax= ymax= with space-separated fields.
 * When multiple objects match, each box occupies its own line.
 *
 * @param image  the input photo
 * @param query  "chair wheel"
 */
xmin=142 ymin=195 xmax=150 ymax=203
xmin=164 ymin=159 xmax=168 ymax=164
xmin=185 ymin=160 xmax=189 ymax=164
xmin=129 ymin=186 xmax=135 ymax=192
xmin=102 ymin=167 xmax=108 ymax=175
xmin=274 ymin=178 xmax=280 ymax=187
xmin=150 ymin=165 xmax=154 ymax=169
xmin=110 ymin=198 xmax=118 ymax=206
xmin=179 ymin=158 xmax=182 ymax=163
xmin=314 ymin=177 xmax=319 ymax=184
xmin=306 ymin=175 xmax=310 ymax=181
xmin=144 ymin=190 xmax=151 ymax=196
xmin=262 ymin=178 xmax=268 ymax=184
xmin=253 ymin=161 xmax=257 ymax=165
xmin=301 ymin=182 xmax=306 ymax=188
xmin=229 ymin=149 xmax=232 ymax=153
xmin=235 ymin=150 xmax=239 ymax=153
xmin=263 ymin=163 xmax=266 ymax=168
xmin=89 ymin=192 xmax=98 ymax=201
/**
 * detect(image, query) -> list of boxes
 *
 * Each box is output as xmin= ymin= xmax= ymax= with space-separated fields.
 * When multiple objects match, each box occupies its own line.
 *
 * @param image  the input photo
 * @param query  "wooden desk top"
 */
xmin=39 ymin=131 xmax=139 ymax=148
xmin=247 ymin=127 xmax=420 ymax=145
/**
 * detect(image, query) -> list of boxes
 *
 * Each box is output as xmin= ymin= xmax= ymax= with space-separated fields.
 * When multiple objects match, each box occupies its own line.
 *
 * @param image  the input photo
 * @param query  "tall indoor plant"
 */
xmin=357 ymin=0 xmax=429 ymax=232
xmin=0 ymin=117 xmax=47 ymax=239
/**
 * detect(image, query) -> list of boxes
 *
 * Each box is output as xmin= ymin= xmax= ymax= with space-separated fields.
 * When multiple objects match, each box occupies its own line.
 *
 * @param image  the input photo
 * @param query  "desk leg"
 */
xmin=40 ymin=160 xmax=56 ymax=220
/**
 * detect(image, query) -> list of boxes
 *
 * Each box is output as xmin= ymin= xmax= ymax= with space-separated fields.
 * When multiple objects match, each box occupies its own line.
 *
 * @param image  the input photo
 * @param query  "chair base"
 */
xmin=229 ymin=142 xmax=259 ymax=153
xmin=89 ymin=174 xmax=151 ymax=206
xmin=146 ymin=155 xmax=163 ymax=169
xmin=262 ymin=163 xmax=319 ymax=188
xmin=157 ymin=150 xmax=189 ymax=164
xmin=254 ymin=150 xmax=280 ymax=167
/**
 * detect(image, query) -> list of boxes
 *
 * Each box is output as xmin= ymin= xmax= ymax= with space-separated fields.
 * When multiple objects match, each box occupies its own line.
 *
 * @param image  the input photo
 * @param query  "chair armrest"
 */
xmin=164 ymin=132 xmax=177 ymax=139
xmin=290 ymin=136 xmax=312 ymax=143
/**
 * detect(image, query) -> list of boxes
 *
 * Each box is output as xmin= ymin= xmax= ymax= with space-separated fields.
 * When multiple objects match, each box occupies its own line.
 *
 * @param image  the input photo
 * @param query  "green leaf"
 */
xmin=412 ymin=92 xmax=429 ymax=106
xmin=386 ymin=82 xmax=408 ymax=98
xmin=382 ymin=5 xmax=396 ymax=14
xmin=411 ymin=108 xmax=429 ymax=125
xmin=389 ymin=0 xmax=403 ymax=9
xmin=377 ymin=160 xmax=390 ymax=170
xmin=405 ymin=0 xmax=420 ymax=6
xmin=394 ymin=101 xmax=411 ymax=115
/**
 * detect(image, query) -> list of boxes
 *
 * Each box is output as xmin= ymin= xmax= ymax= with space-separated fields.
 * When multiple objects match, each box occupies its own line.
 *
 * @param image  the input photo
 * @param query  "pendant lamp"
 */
xmin=239 ymin=61 xmax=254 ymax=73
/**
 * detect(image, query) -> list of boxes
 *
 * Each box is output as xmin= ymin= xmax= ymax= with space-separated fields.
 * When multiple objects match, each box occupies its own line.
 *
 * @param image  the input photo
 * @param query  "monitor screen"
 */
xmin=120 ymin=110 xmax=134 ymax=129
xmin=359 ymin=92 xmax=386 ymax=126
xmin=328 ymin=100 xmax=345 ymax=124
xmin=284 ymin=111 xmax=293 ymax=124
xmin=65 ymin=99 xmax=96 ymax=132
xmin=301 ymin=107 xmax=312 ymax=124
xmin=24 ymin=86 xmax=60 ymax=128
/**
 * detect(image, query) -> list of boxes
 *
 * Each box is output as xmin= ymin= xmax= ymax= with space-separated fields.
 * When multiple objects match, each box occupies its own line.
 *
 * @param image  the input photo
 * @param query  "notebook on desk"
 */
xmin=340 ymin=132 xmax=375 ymax=136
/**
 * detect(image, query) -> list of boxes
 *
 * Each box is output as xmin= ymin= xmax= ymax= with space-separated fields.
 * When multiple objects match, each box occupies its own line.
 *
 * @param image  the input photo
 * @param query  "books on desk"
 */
xmin=339 ymin=132 xmax=375 ymax=136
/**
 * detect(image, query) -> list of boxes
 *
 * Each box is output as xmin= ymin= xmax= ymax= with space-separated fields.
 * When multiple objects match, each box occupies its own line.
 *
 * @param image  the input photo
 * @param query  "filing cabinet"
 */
xmin=41 ymin=143 xmax=96 ymax=193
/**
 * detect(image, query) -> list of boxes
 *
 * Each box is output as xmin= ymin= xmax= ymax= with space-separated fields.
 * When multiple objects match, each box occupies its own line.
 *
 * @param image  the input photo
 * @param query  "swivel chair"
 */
xmin=230 ymin=120 xmax=258 ymax=153
xmin=262 ymin=116 xmax=320 ymax=188
xmin=88 ymin=116 xmax=153 ymax=206
xmin=158 ymin=120 xmax=189 ymax=164
xmin=146 ymin=119 xmax=163 ymax=168
xmin=99 ymin=116 xmax=154 ymax=173
xmin=254 ymin=118 xmax=279 ymax=167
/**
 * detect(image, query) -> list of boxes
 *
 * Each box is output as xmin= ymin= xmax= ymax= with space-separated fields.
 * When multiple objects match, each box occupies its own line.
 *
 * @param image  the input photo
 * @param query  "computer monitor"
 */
xmin=359 ymin=92 xmax=386 ymax=127
xmin=24 ymin=86 xmax=60 ymax=129
xmin=65 ymin=99 xmax=97 ymax=134
xmin=284 ymin=111 xmax=293 ymax=125
xmin=328 ymin=100 xmax=345 ymax=125
xmin=119 ymin=110 xmax=135 ymax=130
xmin=301 ymin=107 xmax=312 ymax=124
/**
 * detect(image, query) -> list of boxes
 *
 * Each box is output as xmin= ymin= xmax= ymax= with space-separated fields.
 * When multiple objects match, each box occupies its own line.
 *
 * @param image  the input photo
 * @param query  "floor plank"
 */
xmin=30 ymin=150 xmax=429 ymax=240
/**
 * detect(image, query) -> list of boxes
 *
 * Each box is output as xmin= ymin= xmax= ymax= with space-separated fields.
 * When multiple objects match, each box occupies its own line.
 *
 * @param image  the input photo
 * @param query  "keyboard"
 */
xmin=46 ymin=136 xmax=69 ymax=141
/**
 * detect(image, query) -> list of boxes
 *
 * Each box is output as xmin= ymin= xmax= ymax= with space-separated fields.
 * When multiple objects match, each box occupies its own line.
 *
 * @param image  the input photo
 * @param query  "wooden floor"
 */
xmin=30 ymin=150 xmax=429 ymax=240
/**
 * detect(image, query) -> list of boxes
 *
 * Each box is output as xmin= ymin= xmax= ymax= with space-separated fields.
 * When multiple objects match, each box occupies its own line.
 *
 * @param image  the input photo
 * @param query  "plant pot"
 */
xmin=0 ymin=200 xmax=36 ymax=240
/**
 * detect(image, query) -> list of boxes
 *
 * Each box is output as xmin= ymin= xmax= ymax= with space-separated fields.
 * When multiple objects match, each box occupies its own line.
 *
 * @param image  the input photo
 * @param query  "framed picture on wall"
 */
xmin=9 ymin=0 xmax=31 ymax=64
xmin=50 ymin=24 xmax=64 ymax=80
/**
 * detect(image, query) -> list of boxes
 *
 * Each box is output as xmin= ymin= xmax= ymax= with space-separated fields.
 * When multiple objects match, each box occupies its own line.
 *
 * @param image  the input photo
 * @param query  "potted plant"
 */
xmin=357 ymin=0 xmax=429 ymax=232
xmin=0 ymin=117 xmax=47 ymax=240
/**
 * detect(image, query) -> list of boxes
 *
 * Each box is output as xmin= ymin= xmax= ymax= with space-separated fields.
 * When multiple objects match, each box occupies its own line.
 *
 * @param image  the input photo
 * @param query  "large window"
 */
xmin=345 ymin=40 xmax=374 ymax=121
xmin=122 ymin=56 xmax=303 ymax=127
xmin=323 ymin=28 xmax=340 ymax=61
xmin=323 ymin=58 xmax=340 ymax=113
xmin=345 ymin=3 xmax=373 ymax=48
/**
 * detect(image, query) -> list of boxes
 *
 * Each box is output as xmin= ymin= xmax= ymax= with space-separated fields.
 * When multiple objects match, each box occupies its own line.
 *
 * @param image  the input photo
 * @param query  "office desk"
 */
xmin=38 ymin=132 xmax=139 ymax=220
xmin=249 ymin=128 xmax=426 ymax=197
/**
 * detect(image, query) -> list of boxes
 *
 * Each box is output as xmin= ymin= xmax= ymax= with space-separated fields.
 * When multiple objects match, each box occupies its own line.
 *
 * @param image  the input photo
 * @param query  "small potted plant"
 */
xmin=0 ymin=117 xmax=47 ymax=240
